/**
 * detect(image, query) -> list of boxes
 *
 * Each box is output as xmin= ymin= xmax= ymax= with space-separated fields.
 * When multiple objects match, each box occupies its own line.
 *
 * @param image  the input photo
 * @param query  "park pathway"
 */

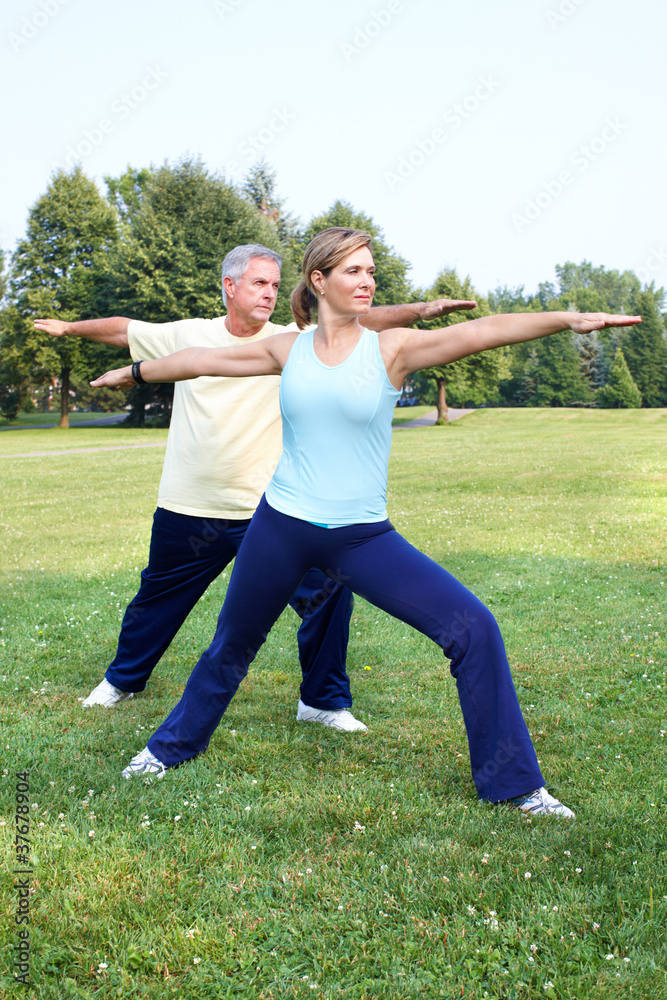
xmin=1 ymin=408 xmax=477 ymax=458
xmin=0 ymin=442 xmax=167 ymax=459
xmin=395 ymin=407 xmax=475 ymax=428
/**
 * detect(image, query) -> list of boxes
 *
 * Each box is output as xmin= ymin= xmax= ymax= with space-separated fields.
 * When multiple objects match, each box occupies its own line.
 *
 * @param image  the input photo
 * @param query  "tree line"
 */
xmin=1 ymin=157 xmax=665 ymax=426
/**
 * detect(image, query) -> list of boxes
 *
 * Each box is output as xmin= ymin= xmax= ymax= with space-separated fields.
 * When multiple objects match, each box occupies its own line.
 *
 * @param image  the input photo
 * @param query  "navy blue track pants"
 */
xmin=106 ymin=506 xmax=353 ymax=709
xmin=148 ymin=498 xmax=544 ymax=802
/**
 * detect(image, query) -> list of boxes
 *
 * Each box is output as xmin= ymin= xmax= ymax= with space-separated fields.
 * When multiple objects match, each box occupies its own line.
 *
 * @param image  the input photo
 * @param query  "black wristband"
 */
xmin=131 ymin=361 xmax=146 ymax=384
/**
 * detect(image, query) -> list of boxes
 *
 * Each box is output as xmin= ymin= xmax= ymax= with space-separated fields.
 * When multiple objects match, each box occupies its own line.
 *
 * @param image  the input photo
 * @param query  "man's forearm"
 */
xmin=363 ymin=303 xmax=422 ymax=332
xmin=65 ymin=317 xmax=130 ymax=346
xmin=33 ymin=316 xmax=131 ymax=347
xmin=363 ymin=297 xmax=477 ymax=331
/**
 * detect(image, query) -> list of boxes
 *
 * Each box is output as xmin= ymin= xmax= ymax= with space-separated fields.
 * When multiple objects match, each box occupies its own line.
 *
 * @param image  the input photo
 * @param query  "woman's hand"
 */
xmin=567 ymin=312 xmax=642 ymax=334
xmin=90 ymin=365 xmax=135 ymax=389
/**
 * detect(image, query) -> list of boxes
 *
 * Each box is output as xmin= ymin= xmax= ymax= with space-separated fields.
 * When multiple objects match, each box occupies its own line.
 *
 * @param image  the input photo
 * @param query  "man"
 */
xmin=35 ymin=243 xmax=475 ymax=730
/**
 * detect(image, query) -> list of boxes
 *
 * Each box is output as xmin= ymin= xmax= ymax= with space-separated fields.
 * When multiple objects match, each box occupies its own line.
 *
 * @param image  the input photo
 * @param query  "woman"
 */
xmin=92 ymin=227 xmax=640 ymax=815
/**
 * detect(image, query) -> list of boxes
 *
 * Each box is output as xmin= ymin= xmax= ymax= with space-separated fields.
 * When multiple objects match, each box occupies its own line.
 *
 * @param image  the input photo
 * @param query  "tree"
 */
xmin=620 ymin=287 xmax=667 ymax=406
xmin=537 ymin=260 xmax=641 ymax=314
xmin=97 ymin=157 xmax=287 ymax=321
xmin=242 ymin=160 xmax=299 ymax=247
xmin=487 ymin=284 xmax=532 ymax=313
xmin=300 ymin=201 xmax=414 ymax=306
xmin=526 ymin=333 xmax=592 ymax=407
xmin=515 ymin=345 xmax=539 ymax=406
xmin=96 ymin=157 xmax=292 ymax=423
xmin=5 ymin=167 xmax=119 ymax=426
xmin=416 ymin=269 xmax=510 ymax=423
xmin=597 ymin=348 xmax=642 ymax=408
xmin=573 ymin=330 xmax=608 ymax=391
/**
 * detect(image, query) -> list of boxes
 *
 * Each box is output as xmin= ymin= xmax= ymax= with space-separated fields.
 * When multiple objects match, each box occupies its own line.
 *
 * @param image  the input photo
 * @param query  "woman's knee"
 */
xmin=447 ymin=600 xmax=503 ymax=654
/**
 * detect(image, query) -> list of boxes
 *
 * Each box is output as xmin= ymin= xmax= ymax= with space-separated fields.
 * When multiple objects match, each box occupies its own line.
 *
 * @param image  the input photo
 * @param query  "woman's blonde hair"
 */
xmin=290 ymin=227 xmax=374 ymax=330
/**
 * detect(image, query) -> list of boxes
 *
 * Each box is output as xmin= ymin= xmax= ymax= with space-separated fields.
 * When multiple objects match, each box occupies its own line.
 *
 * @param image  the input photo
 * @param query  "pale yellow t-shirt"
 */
xmin=128 ymin=317 xmax=298 ymax=519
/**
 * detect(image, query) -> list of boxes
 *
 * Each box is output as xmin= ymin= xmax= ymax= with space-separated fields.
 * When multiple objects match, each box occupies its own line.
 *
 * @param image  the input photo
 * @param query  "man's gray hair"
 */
xmin=221 ymin=244 xmax=283 ymax=306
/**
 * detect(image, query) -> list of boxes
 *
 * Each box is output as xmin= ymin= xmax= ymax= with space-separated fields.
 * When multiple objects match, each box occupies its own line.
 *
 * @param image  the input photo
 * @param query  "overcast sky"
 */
xmin=2 ymin=0 xmax=665 ymax=299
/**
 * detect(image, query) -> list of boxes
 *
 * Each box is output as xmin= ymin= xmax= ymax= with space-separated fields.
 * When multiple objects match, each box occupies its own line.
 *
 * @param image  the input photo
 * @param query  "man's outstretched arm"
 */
xmin=34 ymin=317 xmax=130 ymax=348
xmin=361 ymin=298 xmax=477 ymax=332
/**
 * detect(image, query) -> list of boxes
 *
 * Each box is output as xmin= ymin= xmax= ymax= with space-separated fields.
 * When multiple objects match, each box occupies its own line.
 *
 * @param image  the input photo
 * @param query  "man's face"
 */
xmin=225 ymin=257 xmax=281 ymax=324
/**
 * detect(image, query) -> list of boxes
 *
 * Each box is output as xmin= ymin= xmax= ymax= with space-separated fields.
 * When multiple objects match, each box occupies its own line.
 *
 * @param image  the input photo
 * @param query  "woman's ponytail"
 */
xmin=290 ymin=280 xmax=318 ymax=330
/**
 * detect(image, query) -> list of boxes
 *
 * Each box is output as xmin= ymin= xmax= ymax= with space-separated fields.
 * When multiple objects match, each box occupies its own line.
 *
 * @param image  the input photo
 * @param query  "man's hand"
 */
xmin=364 ymin=298 xmax=478 ymax=331
xmin=90 ymin=365 xmax=135 ymax=389
xmin=34 ymin=318 xmax=70 ymax=337
xmin=418 ymin=298 xmax=477 ymax=320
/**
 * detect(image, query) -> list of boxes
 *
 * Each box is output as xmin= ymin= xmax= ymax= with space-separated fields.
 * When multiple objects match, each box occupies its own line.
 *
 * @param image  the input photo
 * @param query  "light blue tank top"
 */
xmin=266 ymin=328 xmax=401 ymax=526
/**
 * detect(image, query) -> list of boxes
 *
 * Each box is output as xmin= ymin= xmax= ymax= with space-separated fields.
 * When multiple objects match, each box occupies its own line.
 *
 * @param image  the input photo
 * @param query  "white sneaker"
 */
xmin=509 ymin=786 xmax=575 ymax=819
xmin=81 ymin=677 xmax=134 ymax=708
xmin=121 ymin=747 xmax=165 ymax=780
xmin=296 ymin=699 xmax=368 ymax=732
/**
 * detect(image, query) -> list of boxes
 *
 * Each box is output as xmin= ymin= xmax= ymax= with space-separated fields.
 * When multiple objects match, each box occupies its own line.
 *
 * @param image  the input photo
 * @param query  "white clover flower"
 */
xmin=88 ymin=830 xmax=95 ymax=838
xmin=524 ymin=872 xmax=532 ymax=879
xmin=605 ymin=954 xmax=615 ymax=961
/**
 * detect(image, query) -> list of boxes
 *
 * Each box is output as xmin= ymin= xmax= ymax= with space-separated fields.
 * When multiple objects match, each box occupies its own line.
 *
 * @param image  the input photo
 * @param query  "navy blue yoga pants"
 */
xmin=148 ymin=498 xmax=544 ymax=803
xmin=106 ymin=506 xmax=353 ymax=709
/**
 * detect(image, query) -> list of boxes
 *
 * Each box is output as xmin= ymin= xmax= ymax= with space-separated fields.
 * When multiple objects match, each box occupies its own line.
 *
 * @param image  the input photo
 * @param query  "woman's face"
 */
xmin=315 ymin=247 xmax=376 ymax=316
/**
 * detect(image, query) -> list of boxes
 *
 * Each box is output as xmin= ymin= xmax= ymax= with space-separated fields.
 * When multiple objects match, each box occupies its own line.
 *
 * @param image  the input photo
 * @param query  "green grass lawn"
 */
xmin=1 ymin=410 xmax=666 ymax=1000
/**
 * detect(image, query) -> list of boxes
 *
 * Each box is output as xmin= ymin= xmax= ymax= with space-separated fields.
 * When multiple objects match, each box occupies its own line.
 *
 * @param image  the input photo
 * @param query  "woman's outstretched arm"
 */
xmin=90 ymin=331 xmax=298 ymax=388
xmin=383 ymin=311 xmax=642 ymax=386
